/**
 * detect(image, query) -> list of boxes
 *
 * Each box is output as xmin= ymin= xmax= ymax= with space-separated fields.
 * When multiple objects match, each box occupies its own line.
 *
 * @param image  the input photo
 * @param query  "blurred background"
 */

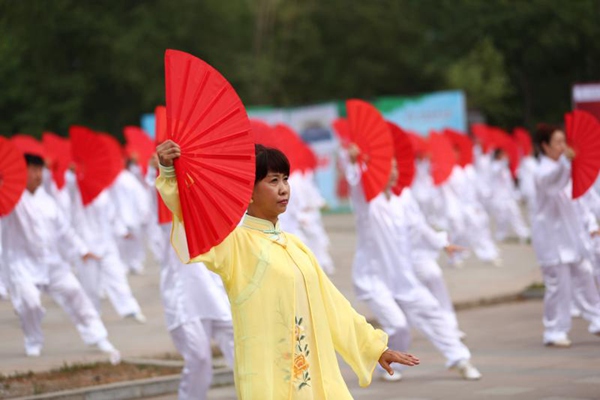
xmin=2 ymin=0 xmax=600 ymax=138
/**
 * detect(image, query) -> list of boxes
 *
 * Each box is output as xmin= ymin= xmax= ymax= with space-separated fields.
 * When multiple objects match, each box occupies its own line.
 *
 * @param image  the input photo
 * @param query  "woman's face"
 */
xmin=249 ymin=171 xmax=290 ymax=222
xmin=541 ymin=130 xmax=566 ymax=161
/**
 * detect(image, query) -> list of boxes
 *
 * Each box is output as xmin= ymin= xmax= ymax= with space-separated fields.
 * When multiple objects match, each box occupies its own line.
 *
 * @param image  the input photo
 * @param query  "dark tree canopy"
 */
xmin=1 ymin=0 xmax=599 ymax=139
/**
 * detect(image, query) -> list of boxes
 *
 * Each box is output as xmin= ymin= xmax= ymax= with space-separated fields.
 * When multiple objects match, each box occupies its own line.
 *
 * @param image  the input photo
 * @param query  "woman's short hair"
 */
xmin=254 ymin=144 xmax=290 ymax=184
xmin=534 ymin=123 xmax=561 ymax=155
xmin=24 ymin=153 xmax=44 ymax=166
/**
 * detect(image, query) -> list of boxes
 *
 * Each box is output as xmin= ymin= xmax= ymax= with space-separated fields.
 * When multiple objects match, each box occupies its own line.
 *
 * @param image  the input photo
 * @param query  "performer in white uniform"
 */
xmin=345 ymin=146 xmax=481 ymax=381
xmin=2 ymin=154 xmax=120 ymax=361
xmin=159 ymin=223 xmax=235 ymax=400
xmin=489 ymin=149 xmax=530 ymax=243
xmin=70 ymin=179 xmax=146 ymax=323
xmin=111 ymin=167 xmax=151 ymax=275
xmin=531 ymin=125 xmax=600 ymax=347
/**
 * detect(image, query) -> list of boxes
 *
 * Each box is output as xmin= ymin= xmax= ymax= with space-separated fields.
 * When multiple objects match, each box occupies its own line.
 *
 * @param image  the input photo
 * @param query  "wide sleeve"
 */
xmin=299 ymin=240 xmax=387 ymax=387
xmin=535 ymin=155 xmax=571 ymax=196
xmin=155 ymin=164 xmax=235 ymax=283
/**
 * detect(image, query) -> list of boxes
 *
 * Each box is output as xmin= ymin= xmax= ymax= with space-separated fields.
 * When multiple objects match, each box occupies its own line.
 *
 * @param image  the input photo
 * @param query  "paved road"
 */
xmin=147 ymin=300 xmax=600 ymax=400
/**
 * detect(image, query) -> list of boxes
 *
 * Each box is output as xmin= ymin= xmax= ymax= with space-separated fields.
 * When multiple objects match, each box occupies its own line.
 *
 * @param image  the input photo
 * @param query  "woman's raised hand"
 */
xmin=156 ymin=140 xmax=181 ymax=167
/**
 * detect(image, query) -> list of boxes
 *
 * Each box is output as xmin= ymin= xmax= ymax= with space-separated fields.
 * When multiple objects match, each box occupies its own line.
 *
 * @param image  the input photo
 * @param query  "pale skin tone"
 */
xmin=540 ymin=131 xmax=596 ymax=236
xmin=157 ymin=139 xmax=420 ymax=373
xmin=26 ymin=164 xmax=99 ymax=262
xmin=349 ymin=143 xmax=464 ymax=256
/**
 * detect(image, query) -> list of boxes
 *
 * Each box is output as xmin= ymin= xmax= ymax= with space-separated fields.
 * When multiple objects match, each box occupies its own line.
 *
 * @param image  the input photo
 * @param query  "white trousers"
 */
xmin=493 ymin=200 xmax=530 ymax=241
xmin=302 ymin=218 xmax=335 ymax=275
xmin=364 ymin=281 xmax=470 ymax=367
xmin=464 ymin=208 xmax=499 ymax=261
xmin=169 ymin=318 xmax=235 ymax=400
xmin=9 ymin=266 xmax=108 ymax=353
xmin=541 ymin=260 xmax=600 ymax=343
xmin=412 ymin=258 xmax=461 ymax=333
xmin=117 ymin=230 xmax=146 ymax=274
xmin=77 ymin=250 xmax=141 ymax=317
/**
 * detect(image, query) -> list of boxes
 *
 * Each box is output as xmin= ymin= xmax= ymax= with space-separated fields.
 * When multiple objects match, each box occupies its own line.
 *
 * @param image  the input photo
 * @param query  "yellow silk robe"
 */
xmin=156 ymin=167 xmax=388 ymax=400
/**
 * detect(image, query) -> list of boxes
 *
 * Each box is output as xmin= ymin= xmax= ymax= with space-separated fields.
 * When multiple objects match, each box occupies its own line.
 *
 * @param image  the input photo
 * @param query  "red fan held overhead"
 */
xmin=272 ymin=124 xmax=304 ymax=173
xmin=42 ymin=132 xmax=72 ymax=190
xmin=565 ymin=110 xmax=600 ymax=199
xmin=0 ymin=137 xmax=27 ymax=216
xmin=11 ymin=134 xmax=45 ymax=158
xmin=164 ymin=49 xmax=255 ymax=257
xmin=250 ymin=119 xmax=276 ymax=147
xmin=332 ymin=118 xmax=351 ymax=148
xmin=125 ymin=126 xmax=155 ymax=176
xmin=346 ymin=99 xmax=394 ymax=201
xmin=155 ymin=105 xmax=173 ymax=224
xmin=387 ymin=122 xmax=415 ymax=195
xmin=513 ymin=127 xmax=533 ymax=157
xmin=407 ymin=132 xmax=428 ymax=157
xmin=70 ymin=126 xmax=124 ymax=206
xmin=428 ymin=132 xmax=456 ymax=186
xmin=443 ymin=129 xmax=473 ymax=167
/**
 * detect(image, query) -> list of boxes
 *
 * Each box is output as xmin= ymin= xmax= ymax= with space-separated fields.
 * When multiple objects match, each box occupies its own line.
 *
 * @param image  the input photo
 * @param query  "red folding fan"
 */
xmin=513 ymin=127 xmax=533 ymax=157
xmin=387 ymin=122 xmax=415 ymax=195
xmin=0 ymin=137 xmax=27 ymax=216
xmin=70 ymin=126 xmax=123 ymax=206
xmin=407 ymin=132 xmax=428 ymax=156
xmin=300 ymin=142 xmax=318 ymax=172
xmin=124 ymin=126 xmax=155 ymax=175
xmin=164 ymin=49 xmax=255 ymax=257
xmin=443 ymin=128 xmax=473 ymax=167
xmin=346 ymin=99 xmax=394 ymax=201
xmin=332 ymin=118 xmax=351 ymax=148
xmin=272 ymin=124 xmax=304 ymax=173
xmin=471 ymin=123 xmax=493 ymax=153
xmin=428 ymin=132 xmax=456 ymax=186
xmin=250 ymin=119 xmax=276 ymax=147
xmin=155 ymin=105 xmax=173 ymax=224
xmin=488 ymin=127 xmax=520 ymax=177
xmin=42 ymin=132 xmax=72 ymax=190
xmin=11 ymin=134 xmax=45 ymax=158
xmin=155 ymin=105 xmax=168 ymax=144
xmin=565 ymin=110 xmax=600 ymax=199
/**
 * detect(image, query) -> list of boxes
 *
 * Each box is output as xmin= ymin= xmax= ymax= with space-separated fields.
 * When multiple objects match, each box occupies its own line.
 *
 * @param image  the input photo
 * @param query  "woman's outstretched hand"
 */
xmin=156 ymin=140 xmax=181 ymax=167
xmin=378 ymin=349 xmax=420 ymax=376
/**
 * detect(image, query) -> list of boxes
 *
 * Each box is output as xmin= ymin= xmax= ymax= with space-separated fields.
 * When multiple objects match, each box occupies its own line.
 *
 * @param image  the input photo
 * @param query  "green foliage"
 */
xmin=1 ymin=0 xmax=599 ymax=136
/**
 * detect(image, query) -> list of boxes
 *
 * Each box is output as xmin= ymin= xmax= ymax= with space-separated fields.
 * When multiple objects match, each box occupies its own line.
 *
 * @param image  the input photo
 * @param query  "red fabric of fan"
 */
xmin=513 ymin=127 xmax=533 ymax=157
xmin=70 ymin=126 xmax=123 ymax=206
xmin=272 ymin=124 xmax=304 ymax=173
xmin=124 ymin=126 xmax=155 ymax=176
xmin=300 ymin=143 xmax=318 ymax=172
xmin=346 ymin=99 xmax=393 ymax=201
xmin=443 ymin=129 xmax=473 ymax=167
xmin=154 ymin=105 xmax=173 ymax=224
xmin=0 ymin=137 xmax=27 ymax=216
xmin=165 ymin=49 xmax=255 ymax=257
xmin=471 ymin=123 xmax=494 ymax=153
xmin=565 ymin=110 xmax=600 ymax=199
xmin=488 ymin=127 xmax=520 ymax=177
xmin=387 ymin=122 xmax=415 ymax=195
xmin=332 ymin=118 xmax=351 ymax=148
xmin=42 ymin=132 xmax=72 ymax=190
xmin=407 ymin=132 xmax=428 ymax=156
xmin=428 ymin=132 xmax=456 ymax=186
xmin=11 ymin=134 xmax=45 ymax=158
xmin=251 ymin=119 xmax=278 ymax=148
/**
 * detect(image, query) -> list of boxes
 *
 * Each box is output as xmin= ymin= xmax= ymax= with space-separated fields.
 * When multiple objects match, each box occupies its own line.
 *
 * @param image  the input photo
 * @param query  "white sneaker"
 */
xmin=94 ymin=339 xmax=116 ymax=353
xmin=544 ymin=338 xmax=572 ymax=348
xmin=379 ymin=369 xmax=402 ymax=382
xmin=25 ymin=346 xmax=41 ymax=357
xmin=452 ymin=360 xmax=482 ymax=380
xmin=126 ymin=312 xmax=147 ymax=324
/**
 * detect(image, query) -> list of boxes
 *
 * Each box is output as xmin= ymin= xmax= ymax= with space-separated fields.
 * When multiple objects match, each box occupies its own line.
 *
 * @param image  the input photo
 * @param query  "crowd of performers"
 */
xmin=2 ymin=115 xmax=600 ymax=399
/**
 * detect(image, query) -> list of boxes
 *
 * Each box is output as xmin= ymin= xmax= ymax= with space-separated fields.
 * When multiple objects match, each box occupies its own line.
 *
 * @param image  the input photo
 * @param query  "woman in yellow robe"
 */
xmin=156 ymin=141 xmax=419 ymax=399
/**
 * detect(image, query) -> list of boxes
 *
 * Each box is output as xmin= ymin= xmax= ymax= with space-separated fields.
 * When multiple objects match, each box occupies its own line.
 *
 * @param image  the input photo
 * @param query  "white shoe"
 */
xmin=26 ymin=347 xmax=41 ymax=357
xmin=94 ymin=339 xmax=116 ymax=353
xmin=126 ymin=312 xmax=147 ymax=324
xmin=457 ymin=330 xmax=467 ymax=341
xmin=544 ymin=338 xmax=572 ymax=348
xmin=452 ymin=360 xmax=482 ymax=380
xmin=379 ymin=370 xmax=402 ymax=382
